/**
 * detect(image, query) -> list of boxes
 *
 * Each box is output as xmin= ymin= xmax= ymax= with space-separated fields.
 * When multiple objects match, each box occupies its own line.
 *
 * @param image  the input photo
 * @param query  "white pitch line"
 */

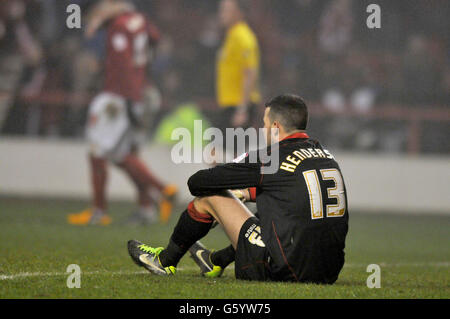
xmin=0 ymin=267 xmax=199 ymax=281
xmin=0 ymin=270 xmax=143 ymax=280
xmin=344 ymin=262 xmax=450 ymax=268
xmin=1 ymin=262 xmax=448 ymax=281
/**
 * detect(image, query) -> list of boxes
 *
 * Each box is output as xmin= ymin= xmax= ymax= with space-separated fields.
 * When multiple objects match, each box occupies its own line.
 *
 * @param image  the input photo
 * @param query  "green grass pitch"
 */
xmin=1 ymin=197 xmax=449 ymax=299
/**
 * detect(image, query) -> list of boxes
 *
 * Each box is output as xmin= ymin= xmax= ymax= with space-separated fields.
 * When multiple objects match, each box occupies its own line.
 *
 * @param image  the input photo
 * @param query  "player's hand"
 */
xmin=8 ymin=0 xmax=25 ymax=21
xmin=231 ymin=106 xmax=248 ymax=127
xmin=230 ymin=189 xmax=250 ymax=202
xmin=85 ymin=17 xmax=101 ymax=39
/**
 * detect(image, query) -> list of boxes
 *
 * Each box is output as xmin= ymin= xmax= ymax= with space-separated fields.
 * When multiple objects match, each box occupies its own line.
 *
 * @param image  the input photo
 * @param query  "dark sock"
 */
xmin=211 ymin=245 xmax=235 ymax=268
xmin=159 ymin=209 xmax=212 ymax=267
xmin=159 ymin=239 xmax=185 ymax=268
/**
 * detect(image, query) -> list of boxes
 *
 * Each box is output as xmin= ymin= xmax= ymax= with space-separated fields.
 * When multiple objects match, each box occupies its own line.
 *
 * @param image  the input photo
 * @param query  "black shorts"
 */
xmin=234 ymin=217 xmax=272 ymax=281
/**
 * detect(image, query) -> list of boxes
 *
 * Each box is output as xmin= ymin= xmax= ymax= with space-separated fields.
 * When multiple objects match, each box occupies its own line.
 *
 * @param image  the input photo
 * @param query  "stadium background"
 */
xmin=0 ymin=0 xmax=449 ymax=298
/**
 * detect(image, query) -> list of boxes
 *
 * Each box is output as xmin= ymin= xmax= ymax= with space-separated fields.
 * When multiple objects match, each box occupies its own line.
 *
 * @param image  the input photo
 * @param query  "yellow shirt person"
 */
xmin=216 ymin=21 xmax=261 ymax=108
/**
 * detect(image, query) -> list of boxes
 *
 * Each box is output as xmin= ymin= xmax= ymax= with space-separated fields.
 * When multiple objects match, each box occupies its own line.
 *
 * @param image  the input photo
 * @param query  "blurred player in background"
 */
xmin=0 ymin=0 xmax=43 ymax=132
xmin=68 ymin=0 xmax=177 ymax=226
xmin=215 ymin=0 xmax=261 ymax=135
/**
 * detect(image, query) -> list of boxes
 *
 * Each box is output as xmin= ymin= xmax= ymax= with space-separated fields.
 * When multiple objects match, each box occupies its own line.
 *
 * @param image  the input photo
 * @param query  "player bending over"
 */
xmin=68 ymin=0 xmax=177 ymax=226
xmin=128 ymin=94 xmax=348 ymax=283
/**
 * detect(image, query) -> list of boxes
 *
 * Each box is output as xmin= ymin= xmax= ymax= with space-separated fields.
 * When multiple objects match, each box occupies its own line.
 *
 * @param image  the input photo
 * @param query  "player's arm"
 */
xmin=145 ymin=20 xmax=160 ymax=69
xmin=232 ymin=68 xmax=256 ymax=127
xmin=241 ymin=67 xmax=257 ymax=108
xmin=85 ymin=1 xmax=133 ymax=39
xmin=232 ymin=36 xmax=258 ymax=126
xmin=147 ymin=21 xmax=160 ymax=46
xmin=239 ymin=35 xmax=258 ymax=108
xmin=187 ymin=162 xmax=261 ymax=197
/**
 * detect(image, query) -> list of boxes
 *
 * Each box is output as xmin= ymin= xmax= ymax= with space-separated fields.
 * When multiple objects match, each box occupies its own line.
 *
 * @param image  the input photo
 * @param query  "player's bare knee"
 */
xmin=193 ymin=197 xmax=210 ymax=214
xmin=204 ymin=190 xmax=234 ymax=204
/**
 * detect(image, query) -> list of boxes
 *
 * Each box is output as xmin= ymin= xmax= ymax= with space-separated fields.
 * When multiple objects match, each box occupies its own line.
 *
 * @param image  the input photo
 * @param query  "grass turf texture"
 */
xmin=0 ymin=197 xmax=449 ymax=299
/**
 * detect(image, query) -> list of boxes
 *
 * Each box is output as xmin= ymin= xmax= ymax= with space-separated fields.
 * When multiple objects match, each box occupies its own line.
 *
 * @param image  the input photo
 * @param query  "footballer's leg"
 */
xmin=69 ymin=92 xmax=126 ymax=226
xmin=119 ymin=153 xmax=178 ymax=224
xmin=88 ymin=155 xmax=112 ymax=225
xmin=192 ymin=191 xmax=254 ymax=248
xmin=188 ymin=189 xmax=254 ymax=274
xmin=68 ymin=155 xmax=112 ymax=226
xmin=128 ymin=198 xmax=215 ymax=275
xmin=117 ymin=154 xmax=158 ymax=225
xmin=189 ymin=189 xmax=254 ymax=275
xmin=128 ymin=190 xmax=252 ymax=276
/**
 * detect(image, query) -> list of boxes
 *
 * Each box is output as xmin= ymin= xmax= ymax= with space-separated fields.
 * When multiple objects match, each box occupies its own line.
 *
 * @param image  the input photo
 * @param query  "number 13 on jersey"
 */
xmin=303 ymin=168 xmax=346 ymax=219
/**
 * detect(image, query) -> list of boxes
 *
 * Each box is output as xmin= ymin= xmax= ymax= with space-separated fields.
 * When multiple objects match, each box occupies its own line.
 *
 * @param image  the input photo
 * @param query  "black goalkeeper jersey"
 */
xmin=188 ymin=133 xmax=349 ymax=283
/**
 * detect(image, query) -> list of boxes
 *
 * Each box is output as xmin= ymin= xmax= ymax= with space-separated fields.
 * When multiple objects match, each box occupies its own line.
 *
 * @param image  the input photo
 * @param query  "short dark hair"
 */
xmin=265 ymin=94 xmax=308 ymax=131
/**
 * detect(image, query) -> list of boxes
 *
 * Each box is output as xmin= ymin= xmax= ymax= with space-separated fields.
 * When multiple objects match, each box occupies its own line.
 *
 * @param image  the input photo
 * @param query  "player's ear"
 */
xmin=272 ymin=121 xmax=280 ymax=136
xmin=273 ymin=120 xmax=280 ymax=129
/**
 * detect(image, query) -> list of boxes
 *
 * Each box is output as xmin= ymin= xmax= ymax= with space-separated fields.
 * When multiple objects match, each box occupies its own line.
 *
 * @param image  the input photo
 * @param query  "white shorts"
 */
xmin=86 ymin=92 xmax=144 ymax=163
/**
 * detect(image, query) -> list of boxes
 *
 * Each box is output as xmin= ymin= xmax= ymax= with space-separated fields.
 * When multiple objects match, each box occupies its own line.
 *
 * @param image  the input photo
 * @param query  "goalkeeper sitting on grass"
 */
xmin=128 ymin=94 xmax=349 ymax=283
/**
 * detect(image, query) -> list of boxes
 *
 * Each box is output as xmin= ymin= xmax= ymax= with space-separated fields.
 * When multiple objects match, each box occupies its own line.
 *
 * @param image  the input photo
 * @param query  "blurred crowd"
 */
xmin=0 ymin=0 xmax=448 ymax=153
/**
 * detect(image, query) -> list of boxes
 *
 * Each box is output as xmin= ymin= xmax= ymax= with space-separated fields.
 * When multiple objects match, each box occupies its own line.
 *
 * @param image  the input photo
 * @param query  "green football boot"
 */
xmin=127 ymin=240 xmax=176 ymax=276
xmin=188 ymin=241 xmax=224 ymax=278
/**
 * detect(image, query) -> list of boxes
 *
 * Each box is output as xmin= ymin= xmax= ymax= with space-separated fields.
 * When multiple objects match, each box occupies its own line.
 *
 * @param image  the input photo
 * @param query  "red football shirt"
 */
xmin=104 ymin=12 xmax=159 ymax=102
